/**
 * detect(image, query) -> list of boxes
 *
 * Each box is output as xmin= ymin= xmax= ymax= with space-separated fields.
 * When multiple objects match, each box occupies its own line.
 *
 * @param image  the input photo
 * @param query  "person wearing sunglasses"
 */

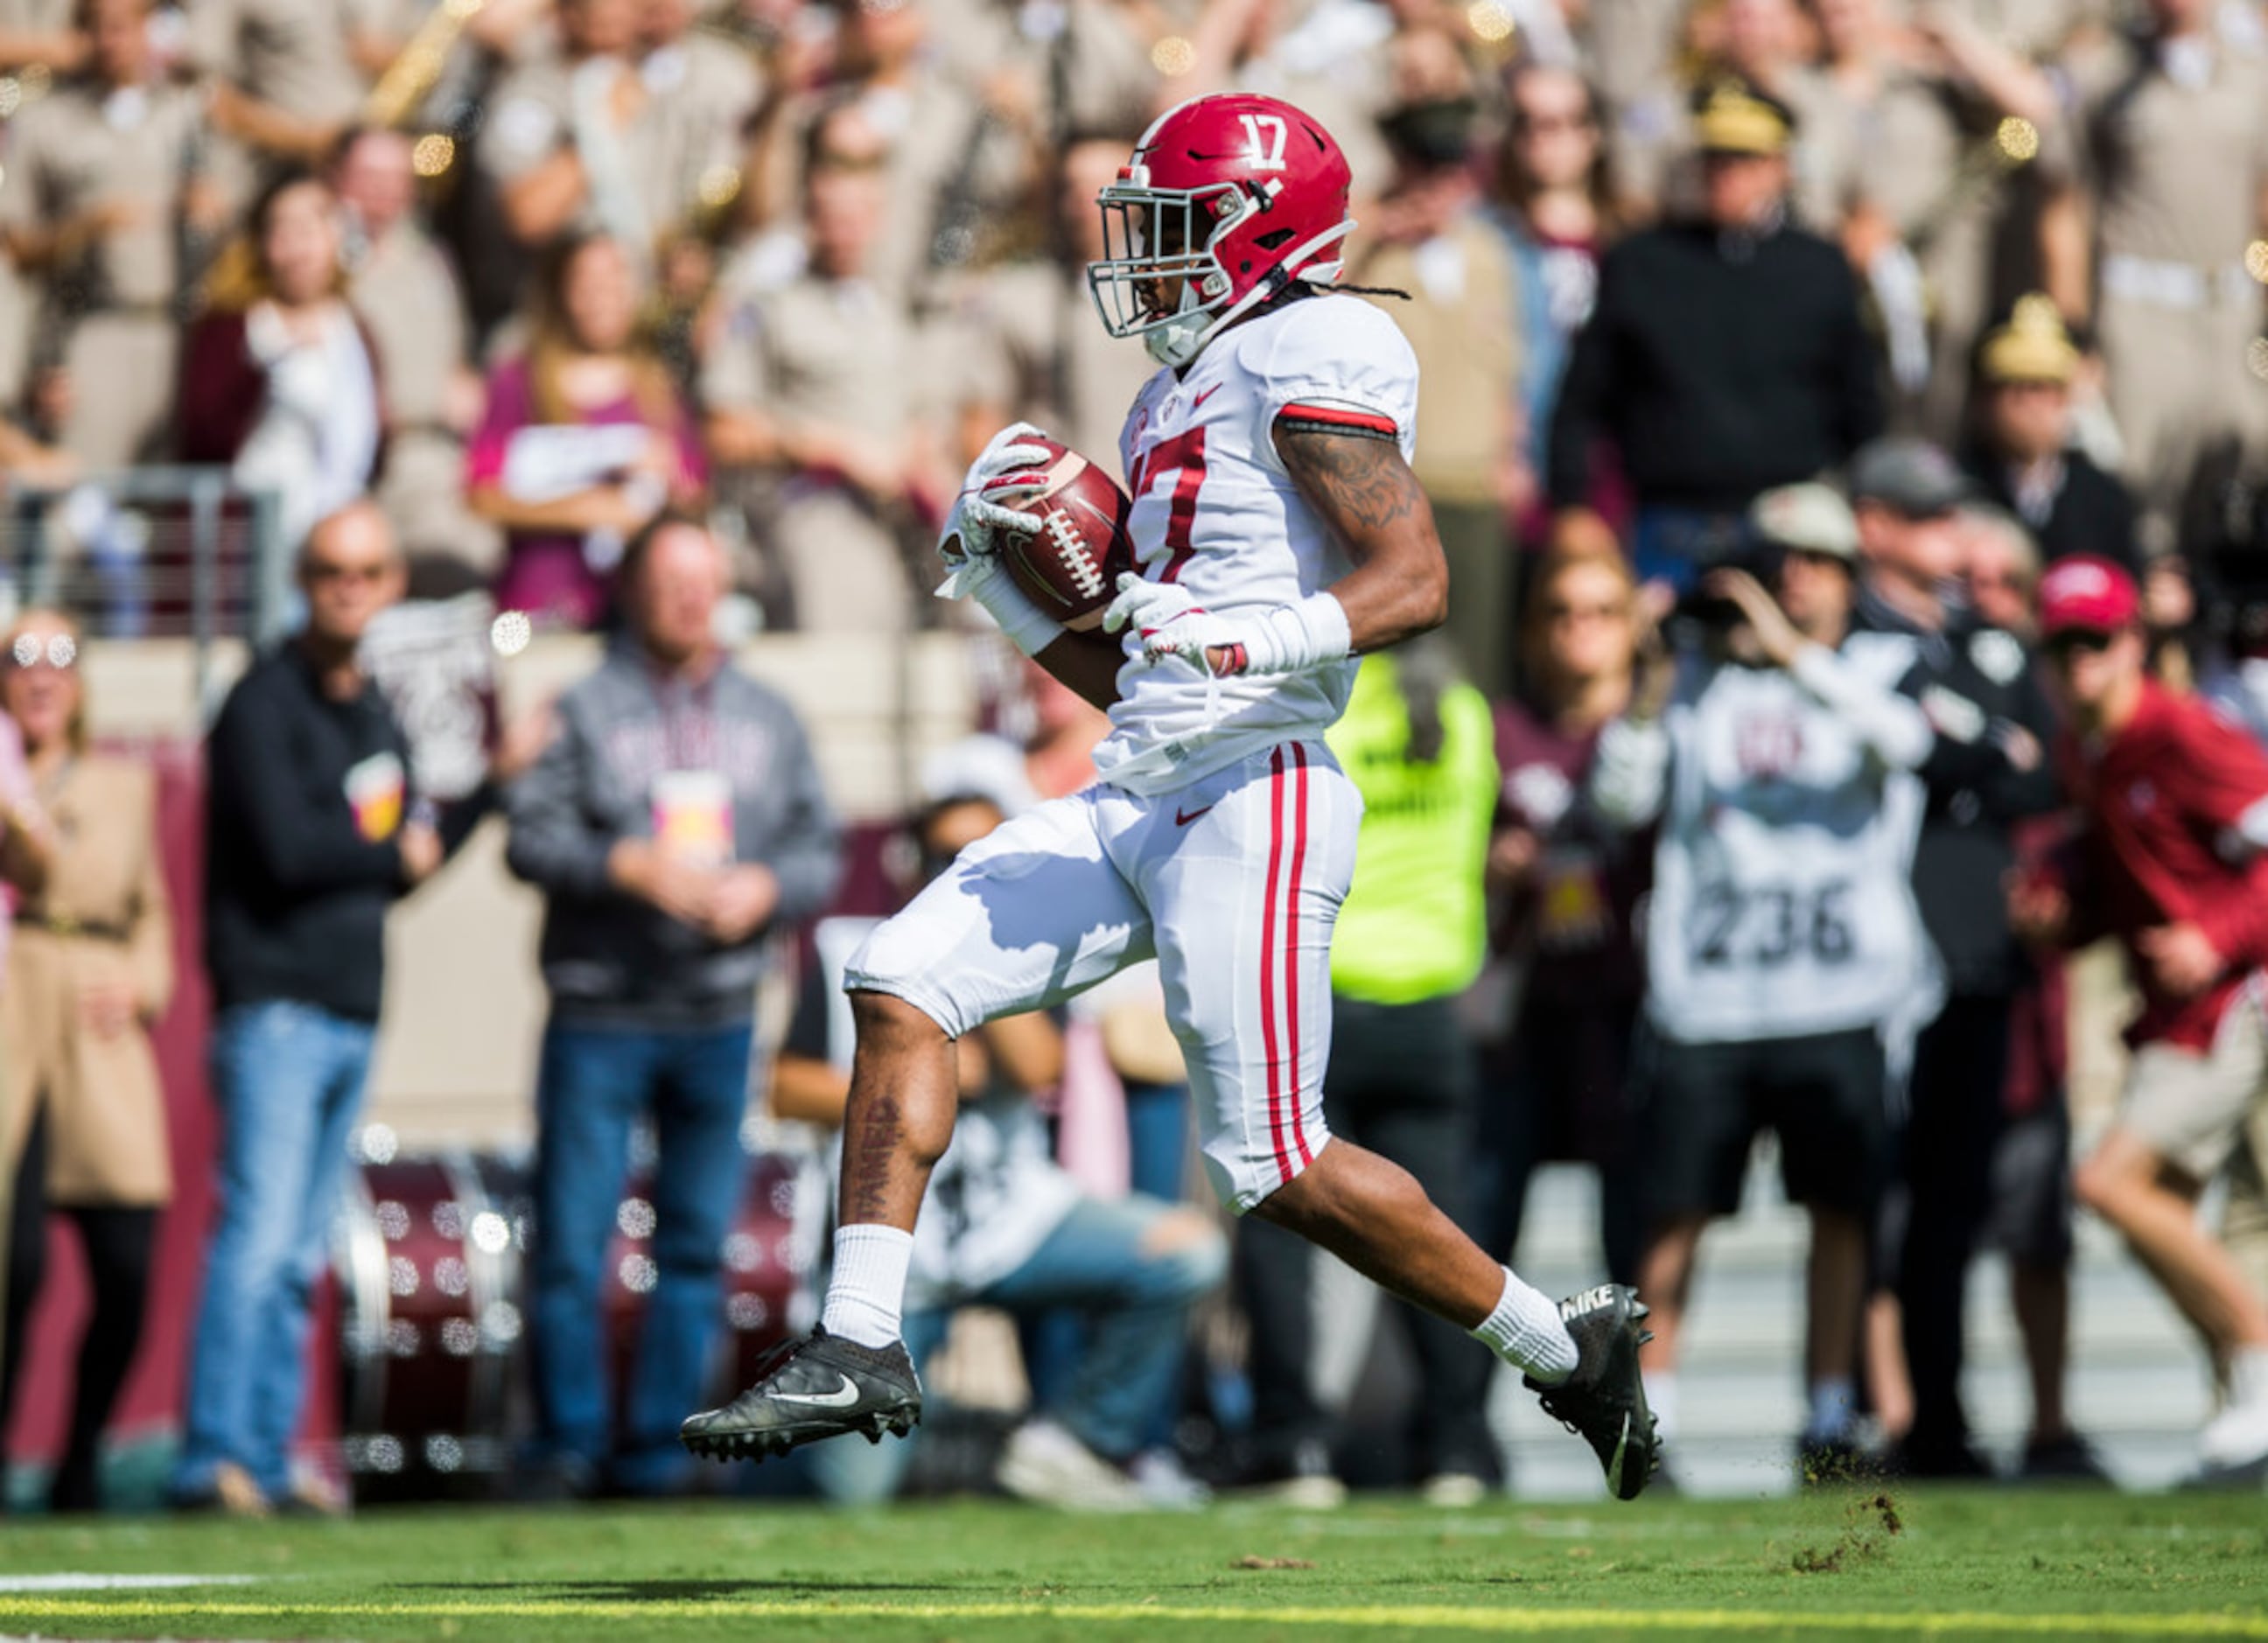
xmin=2010 ymin=554 xmax=2268 ymax=1486
xmin=174 ymin=500 xmax=443 ymax=1516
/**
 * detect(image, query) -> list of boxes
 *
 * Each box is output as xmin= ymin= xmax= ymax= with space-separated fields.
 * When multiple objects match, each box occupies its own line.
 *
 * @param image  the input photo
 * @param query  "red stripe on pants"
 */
xmin=1285 ymin=743 xmax=1315 ymax=1166
xmin=1258 ymin=746 xmax=1294 ymax=1185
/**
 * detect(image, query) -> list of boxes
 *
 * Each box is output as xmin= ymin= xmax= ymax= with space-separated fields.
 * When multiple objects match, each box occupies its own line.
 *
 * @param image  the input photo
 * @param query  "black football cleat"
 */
xmin=679 ymin=1325 xmax=921 ymax=1463
xmin=1523 ymin=1283 xmax=1662 ymax=1501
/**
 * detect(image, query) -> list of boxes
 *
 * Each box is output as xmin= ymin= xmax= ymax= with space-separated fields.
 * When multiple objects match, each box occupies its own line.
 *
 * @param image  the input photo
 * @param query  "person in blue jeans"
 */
xmin=504 ymin=514 xmax=840 ymax=1496
xmin=779 ymin=799 xmax=1226 ymax=1509
xmin=178 ymin=502 xmax=446 ymax=1514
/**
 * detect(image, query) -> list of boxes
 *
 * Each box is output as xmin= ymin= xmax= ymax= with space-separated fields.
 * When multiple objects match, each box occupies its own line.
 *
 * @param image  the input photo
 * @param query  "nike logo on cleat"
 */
xmin=1563 ymin=1283 xmax=1620 ymax=1318
xmin=768 ymin=1376 xmax=862 ymax=1409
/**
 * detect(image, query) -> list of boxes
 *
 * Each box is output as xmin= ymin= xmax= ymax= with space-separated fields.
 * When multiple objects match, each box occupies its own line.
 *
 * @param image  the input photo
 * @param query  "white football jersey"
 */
xmin=1602 ymin=643 xmax=1936 ymax=1045
xmin=1090 ymin=293 xmax=1421 ymax=796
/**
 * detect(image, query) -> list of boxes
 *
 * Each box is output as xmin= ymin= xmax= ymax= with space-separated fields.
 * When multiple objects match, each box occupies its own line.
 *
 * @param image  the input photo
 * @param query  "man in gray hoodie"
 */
xmin=507 ymin=513 xmax=840 ymax=1496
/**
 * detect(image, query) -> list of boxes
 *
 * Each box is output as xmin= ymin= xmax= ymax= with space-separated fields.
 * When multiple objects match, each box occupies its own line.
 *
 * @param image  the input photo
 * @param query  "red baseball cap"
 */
xmin=2036 ymin=555 xmax=2139 ymax=639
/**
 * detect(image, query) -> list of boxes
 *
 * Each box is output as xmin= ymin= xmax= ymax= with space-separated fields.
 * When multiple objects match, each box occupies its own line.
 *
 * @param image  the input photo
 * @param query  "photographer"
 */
xmin=1593 ymin=483 xmax=1936 ymax=1478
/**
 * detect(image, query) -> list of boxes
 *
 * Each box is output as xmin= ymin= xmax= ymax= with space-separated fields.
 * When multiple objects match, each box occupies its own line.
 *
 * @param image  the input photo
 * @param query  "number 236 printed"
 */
xmin=1690 ymin=881 xmax=1856 ymax=968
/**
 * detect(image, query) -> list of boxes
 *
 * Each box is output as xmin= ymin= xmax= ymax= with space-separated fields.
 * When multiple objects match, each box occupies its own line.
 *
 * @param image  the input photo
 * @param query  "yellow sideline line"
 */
xmin=2 ymin=1598 xmax=2264 ymax=1636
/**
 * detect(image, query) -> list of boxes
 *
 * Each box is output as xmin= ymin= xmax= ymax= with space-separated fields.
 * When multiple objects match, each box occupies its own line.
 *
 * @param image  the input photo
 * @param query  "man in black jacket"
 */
xmin=174 ymin=501 xmax=440 ymax=1514
xmin=1960 ymin=298 xmax=2140 ymax=575
xmin=1548 ymin=80 xmax=1882 ymax=589
xmin=1849 ymin=438 xmax=2062 ymax=1477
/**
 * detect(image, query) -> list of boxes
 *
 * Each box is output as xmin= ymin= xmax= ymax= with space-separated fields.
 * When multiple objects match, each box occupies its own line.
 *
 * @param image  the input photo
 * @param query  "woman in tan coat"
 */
xmin=0 ymin=609 xmax=172 ymax=1513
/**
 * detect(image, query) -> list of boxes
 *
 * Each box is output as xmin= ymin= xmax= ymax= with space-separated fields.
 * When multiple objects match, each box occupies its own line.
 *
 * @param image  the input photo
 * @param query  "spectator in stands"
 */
xmin=178 ymin=168 xmax=383 ymax=555
xmin=1348 ymin=38 xmax=1522 ymax=695
xmin=2011 ymin=555 xmax=2268 ymax=1484
xmin=475 ymin=0 xmax=668 ymax=256
xmin=1548 ymin=80 xmax=1881 ymax=590
xmin=701 ymin=158 xmax=942 ymax=633
xmin=191 ymin=0 xmax=360 ymax=177
xmin=0 ymin=0 xmax=210 ymax=470
xmin=739 ymin=0 xmax=1038 ymax=304
xmin=1960 ymin=299 xmax=2138 ymax=574
xmin=0 ymin=608 xmax=169 ymax=1514
xmin=1234 ymin=640 xmax=1502 ymax=1506
xmin=956 ymin=135 xmax=1157 ymax=484
xmin=1489 ymin=66 xmax=1618 ymax=542
xmin=785 ymin=791 xmax=1224 ymax=1510
xmin=1478 ymin=544 xmax=1649 ymax=1292
xmin=176 ymin=500 xmax=440 ymax=1516
xmin=468 ymin=231 xmax=706 ymax=632
xmin=1808 ymin=0 xmax=2054 ymax=445
xmin=1595 ymin=482 xmax=1934 ymax=1478
xmin=2038 ymin=0 xmax=2268 ymax=550
xmin=332 ymin=125 xmax=497 ymax=581
xmin=504 ymin=512 xmax=840 ymax=1498
xmin=640 ymin=0 xmax=762 ymax=212
xmin=1847 ymin=437 xmax=2062 ymax=1478
xmin=1961 ymin=502 xmax=2044 ymax=638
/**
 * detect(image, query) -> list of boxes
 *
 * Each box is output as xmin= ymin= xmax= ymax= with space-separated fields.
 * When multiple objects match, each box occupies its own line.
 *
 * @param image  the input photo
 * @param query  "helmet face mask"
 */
xmin=1083 ymin=94 xmax=1354 ymax=367
xmin=1088 ymin=181 xmax=1251 ymax=363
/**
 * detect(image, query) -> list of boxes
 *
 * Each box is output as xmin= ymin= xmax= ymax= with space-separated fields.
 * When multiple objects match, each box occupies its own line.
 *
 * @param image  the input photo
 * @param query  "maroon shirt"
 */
xmin=1492 ymin=697 xmax=1648 ymax=1006
xmin=2045 ymin=680 xmax=2268 ymax=1051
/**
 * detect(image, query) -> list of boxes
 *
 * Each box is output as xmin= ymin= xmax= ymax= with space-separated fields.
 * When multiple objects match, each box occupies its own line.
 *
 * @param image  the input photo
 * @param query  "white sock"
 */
xmin=1804 ymin=1376 xmax=1857 ymax=1444
xmin=2233 ymin=1346 xmax=2268 ymax=1407
xmin=1469 ymin=1267 xmax=1578 ymax=1383
xmin=1642 ymin=1372 xmax=1679 ymax=1444
xmin=819 ymin=1224 xmax=914 ymax=1349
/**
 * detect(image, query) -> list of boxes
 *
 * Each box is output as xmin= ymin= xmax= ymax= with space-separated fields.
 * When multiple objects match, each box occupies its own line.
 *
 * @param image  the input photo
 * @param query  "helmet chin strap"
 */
xmin=1147 ymin=217 xmax=1357 ymax=368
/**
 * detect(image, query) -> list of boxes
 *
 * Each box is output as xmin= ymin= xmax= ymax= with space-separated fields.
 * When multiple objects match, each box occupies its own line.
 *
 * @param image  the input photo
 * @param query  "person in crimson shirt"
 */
xmin=2011 ymin=554 xmax=2268 ymax=1483
xmin=1474 ymin=544 xmax=1650 ymax=1287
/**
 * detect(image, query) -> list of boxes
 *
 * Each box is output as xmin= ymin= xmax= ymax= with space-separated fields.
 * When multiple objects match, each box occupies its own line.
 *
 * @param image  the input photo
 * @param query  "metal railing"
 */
xmin=2 ymin=466 xmax=288 ymax=690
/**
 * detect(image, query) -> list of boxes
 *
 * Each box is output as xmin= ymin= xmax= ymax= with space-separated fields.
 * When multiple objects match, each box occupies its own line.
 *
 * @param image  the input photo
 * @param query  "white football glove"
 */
xmin=937 ymin=421 xmax=1053 ymax=589
xmin=934 ymin=423 xmax=1062 ymax=656
xmin=1102 ymin=573 xmax=1354 ymax=677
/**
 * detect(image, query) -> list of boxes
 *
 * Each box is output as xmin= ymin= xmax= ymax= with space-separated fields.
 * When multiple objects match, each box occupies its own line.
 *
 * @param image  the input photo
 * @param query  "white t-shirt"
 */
xmin=1091 ymin=293 xmax=1421 ymax=796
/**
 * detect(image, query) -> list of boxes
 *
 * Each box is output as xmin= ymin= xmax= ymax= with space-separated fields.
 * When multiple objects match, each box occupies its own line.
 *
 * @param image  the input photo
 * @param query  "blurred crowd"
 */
xmin=3 ymin=0 xmax=2268 ymax=1514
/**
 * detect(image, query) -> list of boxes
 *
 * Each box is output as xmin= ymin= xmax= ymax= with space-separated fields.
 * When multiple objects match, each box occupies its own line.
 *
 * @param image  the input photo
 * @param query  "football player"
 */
xmin=680 ymin=94 xmax=1660 ymax=1500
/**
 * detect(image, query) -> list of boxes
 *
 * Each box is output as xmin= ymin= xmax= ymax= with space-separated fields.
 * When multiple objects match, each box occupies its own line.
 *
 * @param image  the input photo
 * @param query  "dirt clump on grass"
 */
xmin=1792 ymin=1493 xmax=1905 ymax=1575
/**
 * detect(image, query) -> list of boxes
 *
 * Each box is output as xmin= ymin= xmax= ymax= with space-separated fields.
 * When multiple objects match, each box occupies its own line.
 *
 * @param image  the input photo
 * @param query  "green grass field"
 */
xmin=1 ymin=1489 xmax=2263 ymax=1641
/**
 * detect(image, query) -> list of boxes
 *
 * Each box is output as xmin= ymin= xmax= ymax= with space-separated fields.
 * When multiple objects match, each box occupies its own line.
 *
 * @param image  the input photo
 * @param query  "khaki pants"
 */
xmin=2097 ymin=290 xmax=2264 ymax=539
xmin=1432 ymin=498 xmax=1517 ymax=699
xmin=376 ymin=430 xmax=501 ymax=576
xmin=764 ymin=487 xmax=923 ymax=636
xmin=60 ymin=314 xmax=180 ymax=471
xmin=2123 ymin=990 xmax=2267 ymax=1184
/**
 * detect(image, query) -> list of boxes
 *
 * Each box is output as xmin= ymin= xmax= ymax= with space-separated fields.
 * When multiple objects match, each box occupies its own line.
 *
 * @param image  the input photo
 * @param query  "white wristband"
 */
xmin=1246 ymin=592 xmax=1353 ymax=675
xmin=939 ymin=556 xmax=1064 ymax=658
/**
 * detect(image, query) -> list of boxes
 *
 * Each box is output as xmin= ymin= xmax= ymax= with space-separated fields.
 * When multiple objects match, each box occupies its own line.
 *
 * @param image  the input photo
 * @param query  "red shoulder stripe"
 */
xmin=1276 ymin=402 xmax=1400 ymax=437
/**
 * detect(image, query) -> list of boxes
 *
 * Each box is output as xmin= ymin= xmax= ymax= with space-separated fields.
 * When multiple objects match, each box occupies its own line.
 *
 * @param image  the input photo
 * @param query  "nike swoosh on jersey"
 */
xmin=1192 ymin=385 xmax=1221 ymax=409
xmin=1175 ymin=803 xmax=1214 ymax=827
xmin=768 ymin=1376 xmax=862 ymax=1409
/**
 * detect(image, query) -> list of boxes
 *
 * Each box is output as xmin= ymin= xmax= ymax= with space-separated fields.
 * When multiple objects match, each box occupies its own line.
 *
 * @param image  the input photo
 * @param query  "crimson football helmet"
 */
xmin=1087 ymin=93 xmax=1355 ymax=367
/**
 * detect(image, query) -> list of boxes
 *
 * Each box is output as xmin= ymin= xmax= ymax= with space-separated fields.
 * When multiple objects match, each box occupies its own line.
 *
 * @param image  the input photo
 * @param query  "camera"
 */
xmin=1672 ymin=529 xmax=1784 ymax=639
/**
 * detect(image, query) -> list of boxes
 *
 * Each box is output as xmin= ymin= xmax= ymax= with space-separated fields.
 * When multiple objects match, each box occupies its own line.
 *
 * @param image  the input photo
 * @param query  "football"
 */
xmin=996 ymin=437 xmax=1138 ymax=633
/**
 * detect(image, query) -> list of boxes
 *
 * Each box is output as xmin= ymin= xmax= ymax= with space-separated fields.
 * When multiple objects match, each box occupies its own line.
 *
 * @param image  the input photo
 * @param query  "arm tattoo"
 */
xmin=1275 ymin=423 xmax=1427 ymax=536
